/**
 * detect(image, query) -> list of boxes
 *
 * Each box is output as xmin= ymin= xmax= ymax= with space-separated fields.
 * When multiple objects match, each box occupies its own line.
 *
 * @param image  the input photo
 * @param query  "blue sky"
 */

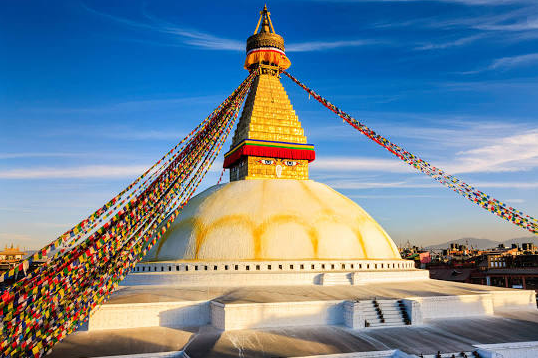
xmin=1 ymin=0 xmax=537 ymax=250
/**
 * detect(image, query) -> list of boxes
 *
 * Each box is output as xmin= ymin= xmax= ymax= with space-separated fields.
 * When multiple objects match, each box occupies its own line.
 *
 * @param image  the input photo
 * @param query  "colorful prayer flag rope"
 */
xmin=0 ymin=71 xmax=257 ymax=358
xmin=282 ymin=70 xmax=537 ymax=235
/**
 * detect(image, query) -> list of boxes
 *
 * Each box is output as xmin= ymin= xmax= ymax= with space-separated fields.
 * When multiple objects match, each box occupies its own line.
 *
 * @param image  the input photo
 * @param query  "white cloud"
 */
xmin=331 ymin=0 xmax=526 ymax=4
xmin=311 ymin=157 xmax=413 ymax=173
xmin=488 ymin=53 xmax=538 ymax=70
xmin=445 ymin=129 xmax=538 ymax=173
xmin=0 ymin=152 xmax=82 ymax=159
xmin=287 ymin=40 xmax=377 ymax=52
xmin=0 ymin=165 xmax=149 ymax=179
xmin=83 ymin=4 xmax=382 ymax=53
xmin=327 ymin=179 xmax=538 ymax=190
xmin=0 ymin=158 xmax=225 ymax=179
xmin=415 ymin=33 xmax=486 ymax=50
xmin=311 ymin=126 xmax=538 ymax=174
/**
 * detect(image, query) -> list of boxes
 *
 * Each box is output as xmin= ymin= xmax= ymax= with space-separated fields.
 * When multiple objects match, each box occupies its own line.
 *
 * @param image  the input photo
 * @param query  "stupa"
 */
xmin=49 ymin=6 xmax=538 ymax=358
xmin=141 ymin=5 xmax=402 ymax=266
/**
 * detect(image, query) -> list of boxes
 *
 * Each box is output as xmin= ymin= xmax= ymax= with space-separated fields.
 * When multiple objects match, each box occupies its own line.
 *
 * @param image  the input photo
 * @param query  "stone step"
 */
xmin=366 ymin=321 xmax=407 ymax=328
xmin=321 ymin=273 xmax=352 ymax=286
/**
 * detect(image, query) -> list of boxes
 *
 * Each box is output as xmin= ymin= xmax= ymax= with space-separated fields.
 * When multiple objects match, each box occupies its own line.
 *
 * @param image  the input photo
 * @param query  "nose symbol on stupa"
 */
xmin=275 ymin=165 xmax=282 ymax=178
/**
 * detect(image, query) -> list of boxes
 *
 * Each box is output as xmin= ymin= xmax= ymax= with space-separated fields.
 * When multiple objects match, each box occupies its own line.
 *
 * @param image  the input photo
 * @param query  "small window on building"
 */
xmin=176 ymin=266 xmax=180 ymax=271
xmin=290 ymin=265 xmax=294 ymax=269
xmin=311 ymin=264 xmax=315 ymax=269
xmin=235 ymin=265 xmax=239 ymax=270
xmin=225 ymin=265 xmax=229 ymax=270
xmin=256 ymin=265 xmax=260 ymax=270
xmin=246 ymin=265 xmax=250 ymax=271
xmin=268 ymin=265 xmax=272 ymax=270
xmin=341 ymin=264 xmax=346 ymax=269
xmin=186 ymin=266 xmax=189 ymax=271
xmin=279 ymin=264 xmax=283 ymax=270
xmin=351 ymin=264 xmax=354 ymax=269
xmin=331 ymin=264 xmax=335 ymax=269
xmin=300 ymin=264 xmax=304 ymax=269
xmin=168 ymin=267 xmax=171 ymax=271
xmin=214 ymin=265 xmax=218 ymax=270
xmin=142 ymin=267 xmax=145 ymax=272
xmin=195 ymin=265 xmax=198 ymax=271
xmin=321 ymin=264 xmax=325 ymax=269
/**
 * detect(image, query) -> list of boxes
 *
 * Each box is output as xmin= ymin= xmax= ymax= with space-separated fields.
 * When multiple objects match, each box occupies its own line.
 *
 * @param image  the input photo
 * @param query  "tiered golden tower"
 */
xmin=223 ymin=6 xmax=315 ymax=181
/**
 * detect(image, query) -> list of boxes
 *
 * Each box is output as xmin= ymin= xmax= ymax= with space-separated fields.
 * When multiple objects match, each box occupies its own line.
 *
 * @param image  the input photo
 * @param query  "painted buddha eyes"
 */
xmin=258 ymin=159 xmax=299 ymax=166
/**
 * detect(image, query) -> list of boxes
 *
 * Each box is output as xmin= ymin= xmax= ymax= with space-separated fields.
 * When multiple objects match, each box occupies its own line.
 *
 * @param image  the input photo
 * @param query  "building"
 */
xmin=48 ymin=7 xmax=538 ymax=358
xmin=0 ymin=244 xmax=26 ymax=272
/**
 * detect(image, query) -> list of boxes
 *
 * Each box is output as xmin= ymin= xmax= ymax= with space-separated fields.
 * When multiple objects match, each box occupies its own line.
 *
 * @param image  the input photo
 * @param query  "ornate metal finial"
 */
xmin=254 ymin=4 xmax=276 ymax=34
xmin=244 ymin=6 xmax=291 ymax=72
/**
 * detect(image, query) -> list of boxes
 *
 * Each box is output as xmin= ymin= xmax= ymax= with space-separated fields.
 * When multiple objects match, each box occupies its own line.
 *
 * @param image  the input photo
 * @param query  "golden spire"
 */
xmin=223 ymin=6 xmax=315 ymax=181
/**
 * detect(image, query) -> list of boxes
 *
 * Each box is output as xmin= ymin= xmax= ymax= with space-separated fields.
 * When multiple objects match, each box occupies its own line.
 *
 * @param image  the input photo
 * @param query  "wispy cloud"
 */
xmin=310 ymin=127 xmax=538 ymax=174
xmin=460 ymin=53 xmax=538 ymax=74
xmin=30 ymin=95 xmax=223 ymax=115
xmin=489 ymin=53 xmax=538 ymax=70
xmin=287 ymin=40 xmax=379 ymax=52
xmin=415 ymin=33 xmax=486 ymax=50
xmin=311 ymin=157 xmax=413 ymax=173
xmin=83 ymin=4 xmax=380 ymax=53
xmin=328 ymin=179 xmax=538 ymax=190
xmin=0 ymin=152 xmax=83 ymax=159
xmin=364 ymin=0 xmax=528 ymax=4
xmin=446 ymin=129 xmax=538 ymax=173
xmin=0 ymin=165 xmax=149 ymax=179
xmin=0 ymin=158 xmax=225 ymax=179
xmin=107 ymin=130 xmax=186 ymax=141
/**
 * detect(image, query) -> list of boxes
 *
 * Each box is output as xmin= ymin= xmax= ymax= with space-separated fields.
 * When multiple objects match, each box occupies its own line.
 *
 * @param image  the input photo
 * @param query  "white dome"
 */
xmin=144 ymin=179 xmax=401 ymax=261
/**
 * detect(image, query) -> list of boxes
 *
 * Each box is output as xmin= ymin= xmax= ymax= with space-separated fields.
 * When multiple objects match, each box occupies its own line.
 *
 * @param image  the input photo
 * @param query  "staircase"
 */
xmin=321 ymin=273 xmax=353 ymax=286
xmin=360 ymin=299 xmax=410 ymax=328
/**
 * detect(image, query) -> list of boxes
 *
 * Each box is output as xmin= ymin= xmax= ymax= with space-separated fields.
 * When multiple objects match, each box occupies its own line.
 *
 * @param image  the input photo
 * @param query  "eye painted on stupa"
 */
xmin=283 ymin=160 xmax=299 ymax=167
xmin=258 ymin=159 xmax=275 ymax=165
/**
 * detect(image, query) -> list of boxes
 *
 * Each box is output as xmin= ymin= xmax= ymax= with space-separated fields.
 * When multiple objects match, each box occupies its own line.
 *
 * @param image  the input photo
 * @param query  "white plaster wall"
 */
xmin=352 ymin=270 xmax=428 ymax=284
xmin=133 ymin=259 xmax=415 ymax=275
xmin=476 ymin=341 xmax=538 ymax=358
xmin=122 ymin=263 xmax=423 ymax=288
xmin=490 ymin=290 xmax=537 ymax=312
xmin=294 ymin=351 xmax=399 ymax=358
xmin=343 ymin=301 xmax=365 ymax=329
xmin=411 ymin=294 xmax=494 ymax=320
xmin=401 ymin=299 xmax=422 ymax=325
xmin=211 ymin=300 xmax=344 ymax=330
xmin=89 ymin=301 xmax=209 ymax=331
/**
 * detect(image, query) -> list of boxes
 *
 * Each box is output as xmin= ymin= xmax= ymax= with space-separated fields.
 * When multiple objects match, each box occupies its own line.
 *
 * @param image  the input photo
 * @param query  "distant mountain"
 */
xmin=425 ymin=238 xmax=500 ymax=250
xmin=501 ymin=237 xmax=537 ymax=247
xmin=424 ymin=236 xmax=537 ymax=251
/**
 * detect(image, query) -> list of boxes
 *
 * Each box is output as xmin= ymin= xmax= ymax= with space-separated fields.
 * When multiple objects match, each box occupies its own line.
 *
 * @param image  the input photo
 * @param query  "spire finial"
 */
xmin=254 ymin=4 xmax=275 ymax=34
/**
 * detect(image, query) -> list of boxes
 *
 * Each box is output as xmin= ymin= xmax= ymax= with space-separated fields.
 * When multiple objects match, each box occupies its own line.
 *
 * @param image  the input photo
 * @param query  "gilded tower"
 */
xmin=223 ymin=6 xmax=315 ymax=181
